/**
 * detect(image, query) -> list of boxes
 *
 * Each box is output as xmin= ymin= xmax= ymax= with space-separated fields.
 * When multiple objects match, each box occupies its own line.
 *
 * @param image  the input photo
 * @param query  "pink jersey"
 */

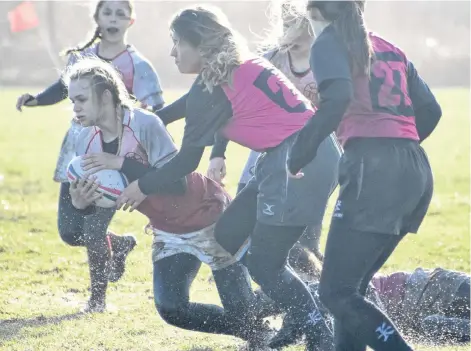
xmin=68 ymin=44 xmax=164 ymax=107
xmin=221 ymin=58 xmax=314 ymax=151
xmin=336 ymin=33 xmax=419 ymax=146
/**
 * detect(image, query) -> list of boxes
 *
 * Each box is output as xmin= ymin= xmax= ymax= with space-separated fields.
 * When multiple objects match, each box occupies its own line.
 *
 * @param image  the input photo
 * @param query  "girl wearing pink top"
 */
xmin=287 ymin=2 xmax=441 ymax=350
xmin=117 ymin=5 xmax=333 ymax=350
xmin=209 ymin=1 xmax=341 ymax=263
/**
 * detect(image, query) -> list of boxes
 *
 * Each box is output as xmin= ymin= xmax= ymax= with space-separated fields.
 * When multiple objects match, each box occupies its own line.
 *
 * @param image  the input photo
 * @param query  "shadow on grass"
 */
xmin=0 ymin=312 xmax=85 ymax=344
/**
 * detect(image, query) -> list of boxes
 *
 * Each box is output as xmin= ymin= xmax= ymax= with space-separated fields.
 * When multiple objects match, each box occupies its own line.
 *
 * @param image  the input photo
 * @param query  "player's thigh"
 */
xmin=153 ymin=253 xmax=201 ymax=308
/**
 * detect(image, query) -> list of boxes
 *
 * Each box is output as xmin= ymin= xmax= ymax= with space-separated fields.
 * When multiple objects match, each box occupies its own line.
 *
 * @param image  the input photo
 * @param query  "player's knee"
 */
xmin=245 ymin=254 xmax=276 ymax=288
xmin=57 ymin=226 xmax=83 ymax=246
xmin=318 ymin=281 xmax=350 ymax=313
xmin=155 ymin=303 xmax=187 ymax=327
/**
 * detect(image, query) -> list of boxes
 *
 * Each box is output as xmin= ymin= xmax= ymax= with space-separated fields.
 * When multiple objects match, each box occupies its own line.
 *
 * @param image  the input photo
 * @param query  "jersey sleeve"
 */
xmin=132 ymin=58 xmax=165 ymax=108
xmin=181 ymin=82 xmax=233 ymax=148
xmin=136 ymin=110 xmax=178 ymax=168
xmin=154 ymin=93 xmax=187 ymax=125
xmin=311 ymin=26 xmax=352 ymax=88
xmin=407 ymin=61 xmax=437 ymax=110
xmin=288 ymin=28 xmax=353 ymax=174
xmin=35 ymin=51 xmax=79 ymax=106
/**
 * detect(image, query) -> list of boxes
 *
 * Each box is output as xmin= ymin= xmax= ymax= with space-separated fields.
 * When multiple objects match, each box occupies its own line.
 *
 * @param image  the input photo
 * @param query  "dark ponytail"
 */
xmin=308 ymin=1 xmax=374 ymax=76
xmin=63 ymin=27 xmax=102 ymax=56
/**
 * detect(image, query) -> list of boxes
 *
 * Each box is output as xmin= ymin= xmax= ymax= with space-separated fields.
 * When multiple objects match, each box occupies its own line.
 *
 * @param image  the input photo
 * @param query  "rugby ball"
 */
xmin=66 ymin=155 xmax=129 ymax=208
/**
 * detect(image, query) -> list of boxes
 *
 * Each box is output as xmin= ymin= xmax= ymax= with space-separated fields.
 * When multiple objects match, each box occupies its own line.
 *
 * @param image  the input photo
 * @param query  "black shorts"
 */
xmin=246 ymin=133 xmax=341 ymax=227
xmin=331 ymin=138 xmax=433 ymax=235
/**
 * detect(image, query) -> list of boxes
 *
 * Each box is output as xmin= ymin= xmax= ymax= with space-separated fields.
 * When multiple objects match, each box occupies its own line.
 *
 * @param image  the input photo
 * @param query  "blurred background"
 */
xmin=0 ymin=0 xmax=469 ymax=89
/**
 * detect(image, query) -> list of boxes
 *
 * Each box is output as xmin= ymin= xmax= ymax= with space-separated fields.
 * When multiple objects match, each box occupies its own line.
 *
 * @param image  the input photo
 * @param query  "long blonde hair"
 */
xmin=259 ymin=0 xmax=312 ymax=55
xmin=170 ymin=5 xmax=250 ymax=92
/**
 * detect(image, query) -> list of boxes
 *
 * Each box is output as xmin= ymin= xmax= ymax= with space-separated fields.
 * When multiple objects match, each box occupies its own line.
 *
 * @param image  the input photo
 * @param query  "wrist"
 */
xmin=137 ymin=176 xmax=152 ymax=196
xmin=71 ymin=199 xmax=87 ymax=210
xmin=115 ymin=156 xmax=125 ymax=170
xmin=210 ymin=152 xmax=226 ymax=160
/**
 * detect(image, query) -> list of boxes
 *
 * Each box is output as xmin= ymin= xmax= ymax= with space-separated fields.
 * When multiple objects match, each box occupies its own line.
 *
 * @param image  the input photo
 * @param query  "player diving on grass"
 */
xmin=116 ymin=5 xmax=336 ymax=350
xmin=15 ymin=0 xmax=164 ymax=312
xmin=60 ymin=57 xmax=272 ymax=348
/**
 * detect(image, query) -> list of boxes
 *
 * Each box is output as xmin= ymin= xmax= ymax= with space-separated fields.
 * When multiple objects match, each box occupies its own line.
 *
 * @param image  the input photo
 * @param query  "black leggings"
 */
xmin=319 ymin=222 xmax=411 ymax=351
xmin=236 ymin=182 xmax=323 ymax=259
xmin=214 ymin=186 xmax=333 ymax=343
xmin=153 ymin=253 xmax=257 ymax=339
xmin=57 ymin=183 xmax=125 ymax=302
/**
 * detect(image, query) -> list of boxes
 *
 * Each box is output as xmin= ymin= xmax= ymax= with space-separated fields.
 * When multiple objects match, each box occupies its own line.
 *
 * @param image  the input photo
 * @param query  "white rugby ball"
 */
xmin=66 ymin=155 xmax=129 ymax=208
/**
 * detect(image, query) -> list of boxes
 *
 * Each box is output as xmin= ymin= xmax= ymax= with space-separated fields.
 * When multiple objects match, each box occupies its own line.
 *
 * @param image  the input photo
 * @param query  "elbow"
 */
xmin=324 ymin=79 xmax=353 ymax=116
xmin=433 ymin=100 xmax=442 ymax=121
xmin=338 ymin=82 xmax=354 ymax=110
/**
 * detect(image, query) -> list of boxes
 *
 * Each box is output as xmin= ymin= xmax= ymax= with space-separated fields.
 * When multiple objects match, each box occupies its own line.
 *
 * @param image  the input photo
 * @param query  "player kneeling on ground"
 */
xmin=61 ymin=57 xmax=271 ymax=348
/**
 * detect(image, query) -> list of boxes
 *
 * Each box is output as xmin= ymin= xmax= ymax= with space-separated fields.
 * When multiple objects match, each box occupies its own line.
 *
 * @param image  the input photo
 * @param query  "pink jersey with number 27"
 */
xmin=337 ymin=33 xmax=419 ymax=146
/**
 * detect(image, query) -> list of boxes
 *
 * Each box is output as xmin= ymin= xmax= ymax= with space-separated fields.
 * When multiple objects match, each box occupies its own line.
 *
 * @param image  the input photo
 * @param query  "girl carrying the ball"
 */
xmin=61 ymin=57 xmax=271 ymax=347
xmin=15 ymin=0 xmax=163 ymax=312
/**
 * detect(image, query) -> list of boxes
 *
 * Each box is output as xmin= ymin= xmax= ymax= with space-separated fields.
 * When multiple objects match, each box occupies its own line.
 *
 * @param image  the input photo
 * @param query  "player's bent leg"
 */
xmin=107 ymin=233 xmax=137 ymax=282
xmin=319 ymin=224 xmax=412 ymax=351
xmin=153 ymin=254 xmax=245 ymax=337
xmin=57 ymin=182 xmax=86 ymax=246
xmin=214 ymin=184 xmax=258 ymax=256
xmin=81 ymin=207 xmax=115 ymax=312
xmin=330 ymin=231 xmax=405 ymax=351
xmin=245 ymin=222 xmax=333 ymax=350
xmin=213 ymin=262 xmax=275 ymax=347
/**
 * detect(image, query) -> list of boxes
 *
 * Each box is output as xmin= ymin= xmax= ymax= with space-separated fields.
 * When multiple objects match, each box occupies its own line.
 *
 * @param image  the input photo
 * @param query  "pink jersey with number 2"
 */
xmin=221 ymin=58 xmax=314 ymax=151
xmin=337 ymin=33 xmax=419 ymax=146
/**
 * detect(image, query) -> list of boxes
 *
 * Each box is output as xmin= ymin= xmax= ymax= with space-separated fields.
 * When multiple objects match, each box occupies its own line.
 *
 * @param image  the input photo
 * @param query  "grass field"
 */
xmin=0 ymin=87 xmax=469 ymax=351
